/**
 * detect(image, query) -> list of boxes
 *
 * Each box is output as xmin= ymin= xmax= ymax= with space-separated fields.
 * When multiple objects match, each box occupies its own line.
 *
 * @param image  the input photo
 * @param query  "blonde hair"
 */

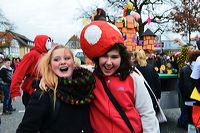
xmin=135 ymin=49 xmax=147 ymax=66
xmin=37 ymin=45 xmax=74 ymax=108
xmin=74 ymin=57 xmax=81 ymax=67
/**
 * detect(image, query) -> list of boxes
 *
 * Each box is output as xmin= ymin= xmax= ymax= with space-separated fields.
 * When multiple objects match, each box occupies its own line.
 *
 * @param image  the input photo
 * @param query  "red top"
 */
xmin=90 ymin=75 xmax=142 ymax=133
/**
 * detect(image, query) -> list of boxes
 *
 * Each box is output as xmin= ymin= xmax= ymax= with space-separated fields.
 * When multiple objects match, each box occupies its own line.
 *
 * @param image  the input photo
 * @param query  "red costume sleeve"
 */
xmin=10 ymin=52 xmax=36 ymax=98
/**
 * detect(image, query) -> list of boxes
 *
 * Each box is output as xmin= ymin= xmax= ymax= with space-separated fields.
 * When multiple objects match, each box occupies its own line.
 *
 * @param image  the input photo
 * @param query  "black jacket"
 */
xmin=178 ymin=64 xmax=193 ymax=101
xmin=0 ymin=67 xmax=12 ymax=84
xmin=136 ymin=64 xmax=161 ymax=99
xmin=16 ymin=89 xmax=92 ymax=133
xmin=136 ymin=64 xmax=161 ymax=112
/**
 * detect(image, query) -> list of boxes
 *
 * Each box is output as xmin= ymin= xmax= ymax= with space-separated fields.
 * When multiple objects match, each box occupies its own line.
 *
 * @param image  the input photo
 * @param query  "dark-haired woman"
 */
xmin=80 ymin=21 xmax=160 ymax=133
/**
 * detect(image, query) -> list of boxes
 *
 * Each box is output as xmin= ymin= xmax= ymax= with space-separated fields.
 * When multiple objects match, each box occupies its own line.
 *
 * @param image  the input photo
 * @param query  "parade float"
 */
xmin=83 ymin=2 xmax=157 ymax=65
xmin=115 ymin=2 xmax=142 ymax=52
xmin=115 ymin=2 xmax=156 ymax=53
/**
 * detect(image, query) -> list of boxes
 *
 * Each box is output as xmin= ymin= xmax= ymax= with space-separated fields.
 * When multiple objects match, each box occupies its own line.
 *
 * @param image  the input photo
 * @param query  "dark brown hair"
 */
xmin=188 ymin=50 xmax=200 ymax=63
xmin=93 ymin=43 xmax=132 ymax=80
xmin=94 ymin=8 xmax=106 ymax=21
xmin=4 ymin=57 xmax=11 ymax=62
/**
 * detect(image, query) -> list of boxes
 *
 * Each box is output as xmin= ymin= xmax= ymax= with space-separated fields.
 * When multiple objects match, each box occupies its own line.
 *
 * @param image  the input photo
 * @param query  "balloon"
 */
xmin=82 ymin=17 xmax=88 ymax=25
xmin=123 ymin=5 xmax=128 ymax=17
xmin=132 ymin=35 xmax=137 ymax=42
xmin=138 ymin=40 xmax=143 ymax=45
xmin=127 ymin=2 xmax=133 ymax=9
xmin=147 ymin=16 xmax=151 ymax=24
xmin=130 ymin=11 xmax=140 ymax=21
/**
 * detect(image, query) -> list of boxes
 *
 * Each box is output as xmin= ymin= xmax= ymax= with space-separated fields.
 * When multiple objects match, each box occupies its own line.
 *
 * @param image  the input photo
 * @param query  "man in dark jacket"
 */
xmin=178 ymin=64 xmax=193 ymax=129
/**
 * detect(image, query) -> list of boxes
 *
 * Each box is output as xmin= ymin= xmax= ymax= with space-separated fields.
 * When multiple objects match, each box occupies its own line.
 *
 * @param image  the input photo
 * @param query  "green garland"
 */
xmin=56 ymin=67 xmax=95 ymax=105
xmin=177 ymin=47 xmax=189 ymax=76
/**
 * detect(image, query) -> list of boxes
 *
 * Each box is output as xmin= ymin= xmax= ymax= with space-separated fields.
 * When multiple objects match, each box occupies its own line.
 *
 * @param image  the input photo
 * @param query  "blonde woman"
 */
xmin=16 ymin=45 xmax=95 ymax=133
xmin=135 ymin=49 xmax=161 ymax=112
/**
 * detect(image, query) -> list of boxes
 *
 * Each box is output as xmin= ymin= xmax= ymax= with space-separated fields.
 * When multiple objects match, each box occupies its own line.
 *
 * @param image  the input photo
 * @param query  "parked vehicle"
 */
xmin=71 ymin=49 xmax=85 ymax=64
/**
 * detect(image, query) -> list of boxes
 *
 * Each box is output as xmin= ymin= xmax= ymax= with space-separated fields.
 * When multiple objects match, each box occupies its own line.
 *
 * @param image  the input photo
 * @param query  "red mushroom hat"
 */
xmin=80 ymin=21 xmax=124 ymax=59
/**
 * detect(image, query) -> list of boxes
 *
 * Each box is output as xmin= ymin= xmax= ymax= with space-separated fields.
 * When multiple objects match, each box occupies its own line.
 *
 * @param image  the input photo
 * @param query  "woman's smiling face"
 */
xmin=50 ymin=48 xmax=75 ymax=79
xmin=99 ymin=49 xmax=121 ymax=76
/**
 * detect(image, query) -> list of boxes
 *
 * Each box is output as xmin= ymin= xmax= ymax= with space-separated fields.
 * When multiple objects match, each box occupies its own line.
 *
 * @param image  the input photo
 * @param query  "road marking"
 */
xmin=18 ymin=110 xmax=25 ymax=113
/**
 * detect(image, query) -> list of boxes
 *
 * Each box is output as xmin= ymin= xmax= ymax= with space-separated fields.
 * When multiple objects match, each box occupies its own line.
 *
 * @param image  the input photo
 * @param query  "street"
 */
xmin=0 ymin=96 xmax=187 ymax=133
xmin=0 ymin=97 xmax=24 ymax=133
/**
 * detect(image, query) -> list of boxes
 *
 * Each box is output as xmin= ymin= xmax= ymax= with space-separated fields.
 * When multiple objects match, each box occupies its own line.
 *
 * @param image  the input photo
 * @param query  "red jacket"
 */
xmin=10 ymin=35 xmax=49 ymax=98
xmin=90 ymin=75 xmax=142 ymax=133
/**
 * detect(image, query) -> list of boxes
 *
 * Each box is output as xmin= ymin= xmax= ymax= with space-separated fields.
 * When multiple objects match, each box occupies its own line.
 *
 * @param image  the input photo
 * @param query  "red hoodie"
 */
xmin=10 ymin=35 xmax=49 ymax=98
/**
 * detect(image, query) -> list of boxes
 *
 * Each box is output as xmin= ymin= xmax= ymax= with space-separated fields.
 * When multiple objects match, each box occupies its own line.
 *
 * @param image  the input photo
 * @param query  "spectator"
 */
xmin=174 ymin=38 xmax=195 ymax=75
xmin=129 ymin=51 xmax=138 ymax=67
xmin=0 ymin=53 xmax=4 ymax=103
xmin=135 ymin=49 xmax=161 ymax=112
xmin=178 ymin=50 xmax=200 ymax=129
xmin=165 ymin=62 xmax=177 ymax=74
xmin=190 ymin=50 xmax=200 ymax=92
xmin=0 ymin=58 xmax=16 ymax=114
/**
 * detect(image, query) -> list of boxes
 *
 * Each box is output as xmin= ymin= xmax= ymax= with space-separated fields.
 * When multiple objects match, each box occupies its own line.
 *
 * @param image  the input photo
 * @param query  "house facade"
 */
xmin=0 ymin=30 xmax=33 ymax=58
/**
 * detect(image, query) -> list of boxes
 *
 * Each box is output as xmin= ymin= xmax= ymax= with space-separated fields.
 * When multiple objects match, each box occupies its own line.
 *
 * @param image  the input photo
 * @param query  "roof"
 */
xmin=141 ymin=28 xmax=156 ymax=37
xmin=8 ymin=30 xmax=32 ymax=40
xmin=0 ymin=30 xmax=33 ymax=47
xmin=67 ymin=35 xmax=80 ymax=42
xmin=66 ymin=35 xmax=80 ymax=49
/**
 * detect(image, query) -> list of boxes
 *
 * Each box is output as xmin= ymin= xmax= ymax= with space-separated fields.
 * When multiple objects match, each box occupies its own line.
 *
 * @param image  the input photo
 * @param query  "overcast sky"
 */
xmin=0 ymin=0 xmax=95 ymax=44
xmin=0 ymin=0 xmax=198 ymax=45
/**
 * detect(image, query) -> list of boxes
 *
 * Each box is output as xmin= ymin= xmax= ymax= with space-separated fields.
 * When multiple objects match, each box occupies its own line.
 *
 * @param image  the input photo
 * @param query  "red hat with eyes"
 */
xmin=80 ymin=21 xmax=124 ymax=60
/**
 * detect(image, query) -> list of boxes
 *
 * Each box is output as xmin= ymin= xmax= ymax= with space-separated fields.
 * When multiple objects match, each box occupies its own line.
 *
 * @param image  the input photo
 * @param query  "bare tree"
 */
xmin=169 ymin=0 xmax=200 ymax=43
xmin=0 ymin=9 xmax=14 ymax=31
xmin=76 ymin=0 xmax=176 ymax=38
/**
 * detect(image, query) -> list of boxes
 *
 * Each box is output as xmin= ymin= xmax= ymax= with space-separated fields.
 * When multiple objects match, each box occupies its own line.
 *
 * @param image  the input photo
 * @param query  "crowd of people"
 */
xmin=0 ymin=8 xmax=199 ymax=133
xmin=0 ymin=53 xmax=21 ymax=124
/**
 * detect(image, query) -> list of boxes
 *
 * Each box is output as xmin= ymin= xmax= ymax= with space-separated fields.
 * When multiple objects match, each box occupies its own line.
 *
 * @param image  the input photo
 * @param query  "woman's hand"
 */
xmin=39 ymin=77 xmax=48 ymax=91
xmin=12 ymin=97 xmax=17 ymax=102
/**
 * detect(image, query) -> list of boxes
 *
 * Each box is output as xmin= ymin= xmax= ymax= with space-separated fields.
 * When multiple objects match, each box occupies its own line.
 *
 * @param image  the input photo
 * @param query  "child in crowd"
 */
xmin=11 ymin=57 xmax=21 ymax=72
xmin=0 ymin=58 xmax=16 ymax=114
xmin=16 ymin=45 xmax=95 ymax=133
xmin=165 ymin=62 xmax=177 ymax=74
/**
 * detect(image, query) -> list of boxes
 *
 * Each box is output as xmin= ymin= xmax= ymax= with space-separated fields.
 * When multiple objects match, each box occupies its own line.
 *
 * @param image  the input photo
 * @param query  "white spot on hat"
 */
xmin=84 ymin=25 xmax=102 ymax=45
xmin=107 ymin=22 xmax=122 ymax=35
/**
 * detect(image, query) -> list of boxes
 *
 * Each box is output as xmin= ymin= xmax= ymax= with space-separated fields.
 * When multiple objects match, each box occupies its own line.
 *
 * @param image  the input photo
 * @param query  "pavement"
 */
xmin=0 ymin=97 xmax=25 ymax=133
xmin=160 ymin=108 xmax=187 ymax=133
xmin=0 ymin=97 xmax=188 ymax=133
